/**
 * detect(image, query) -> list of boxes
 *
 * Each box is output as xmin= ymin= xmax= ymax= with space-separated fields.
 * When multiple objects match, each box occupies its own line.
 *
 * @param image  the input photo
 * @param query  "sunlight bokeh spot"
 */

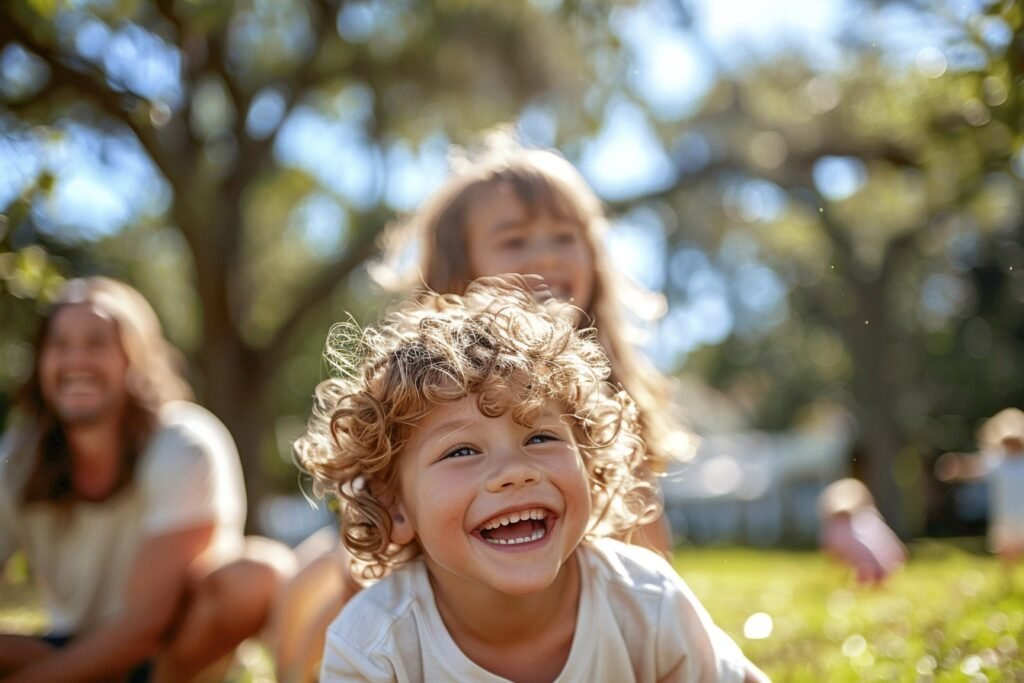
xmin=957 ymin=570 xmax=985 ymax=597
xmin=915 ymin=46 xmax=947 ymax=77
xmin=743 ymin=612 xmax=773 ymax=640
xmin=960 ymin=654 xmax=981 ymax=675
xmin=915 ymin=655 xmax=937 ymax=674
xmin=841 ymin=634 xmax=866 ymax=658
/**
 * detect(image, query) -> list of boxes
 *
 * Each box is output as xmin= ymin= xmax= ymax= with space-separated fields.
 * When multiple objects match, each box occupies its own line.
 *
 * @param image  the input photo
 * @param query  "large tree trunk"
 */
xmin=842 ymin=246 xmax=914 ymax=537
xmin=856 ymin=402 xmax=906 ymax=534
xmin=186 ymin=193 xmax=271 ymax=534
xmin=201 ymin=332 xmax=268 ymax=535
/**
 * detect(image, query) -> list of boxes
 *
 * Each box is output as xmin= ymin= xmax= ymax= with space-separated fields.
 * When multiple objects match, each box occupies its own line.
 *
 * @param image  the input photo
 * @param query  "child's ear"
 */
xmin=389 ymin=497 xmax=415 ymax=545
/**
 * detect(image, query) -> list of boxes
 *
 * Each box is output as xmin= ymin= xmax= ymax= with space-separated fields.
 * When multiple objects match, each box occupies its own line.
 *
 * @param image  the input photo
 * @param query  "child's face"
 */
xmin=389 ymin=395 xmax=591 ymax=597
xmin=464 ymin=182 xmax=596 ymax=312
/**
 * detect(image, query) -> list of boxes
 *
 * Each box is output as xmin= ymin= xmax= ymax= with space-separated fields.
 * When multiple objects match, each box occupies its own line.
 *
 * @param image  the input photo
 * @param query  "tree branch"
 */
xmin=205 ymin=31 xmax=247 ymax=125
xmin=231 ymin=0 xmax=342 ymax=200
xmin=228 ymin=0 xmax=344 ymax=328
xmin=0 ymin=85 xmax=56 ymax=116
xmin=153 ymin=0 xmax=187 ymax=43
xmin=260 ymin=213 xmax=385 ymax=376
xmin=0 ymin=18 xmax=188 ymax=195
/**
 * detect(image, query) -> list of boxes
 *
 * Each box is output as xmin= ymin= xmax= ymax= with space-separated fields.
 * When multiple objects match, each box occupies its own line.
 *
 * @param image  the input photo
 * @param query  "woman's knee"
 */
xmin=164 ymin=554 xmax=288 ymax=658
xmin=202 ymin=558 xmax=283 ymax=634
xmin=197 ymin=536 xmax=296 ymax=633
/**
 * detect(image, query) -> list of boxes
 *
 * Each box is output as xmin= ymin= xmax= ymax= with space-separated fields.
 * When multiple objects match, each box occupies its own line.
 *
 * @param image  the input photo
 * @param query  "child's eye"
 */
xmin=554 ymin=232 xmax=577 ymax=245
xmin=442 ymin=445 xmax=478 ymax=460
xmin=526 ymin=432 xmax=560 ymax=446
xmin=498 ymin=238 xmax=526 ymax=250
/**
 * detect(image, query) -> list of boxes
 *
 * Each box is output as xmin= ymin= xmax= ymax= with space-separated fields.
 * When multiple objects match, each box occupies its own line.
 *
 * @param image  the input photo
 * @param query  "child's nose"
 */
xmin=527 ymin=242 xmax=558 ymax=270
xmin=485 ymin=457 xmax=541 ymax=492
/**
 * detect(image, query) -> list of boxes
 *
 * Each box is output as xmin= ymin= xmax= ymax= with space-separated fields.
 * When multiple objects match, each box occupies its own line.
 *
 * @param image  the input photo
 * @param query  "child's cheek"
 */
xmin=423 ymin=473 xmax=474 ymax=534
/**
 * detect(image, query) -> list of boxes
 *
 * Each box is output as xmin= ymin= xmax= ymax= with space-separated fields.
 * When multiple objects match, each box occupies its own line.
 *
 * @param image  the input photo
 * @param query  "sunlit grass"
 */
xmin=674 ymin=538 xmax=1024 ymax=682
xmin=0 ymin=552 xmax=46 ymax=635
xmin=3 ymin=540 xmax=1023 ymax=681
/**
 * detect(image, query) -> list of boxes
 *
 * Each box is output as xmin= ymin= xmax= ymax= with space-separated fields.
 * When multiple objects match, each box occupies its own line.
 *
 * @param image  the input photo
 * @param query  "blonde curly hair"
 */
xmin=294 ymin=275 xmax=658 ymax=580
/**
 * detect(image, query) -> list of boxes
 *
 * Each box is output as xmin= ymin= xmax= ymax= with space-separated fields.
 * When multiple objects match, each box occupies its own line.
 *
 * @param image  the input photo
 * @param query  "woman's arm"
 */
xmin=0 ymin=635 xmax=56 ymax=674
xmin=5 ymin=524 xmax=214 ymax=683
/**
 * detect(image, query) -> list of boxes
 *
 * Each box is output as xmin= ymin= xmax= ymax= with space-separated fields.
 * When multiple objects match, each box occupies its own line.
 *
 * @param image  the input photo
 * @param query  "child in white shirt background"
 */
xmin=977 ymin=408 xmax=1024 ymax=567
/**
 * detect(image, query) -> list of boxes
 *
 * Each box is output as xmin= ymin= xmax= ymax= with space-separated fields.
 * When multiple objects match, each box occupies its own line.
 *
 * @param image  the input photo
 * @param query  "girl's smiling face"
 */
xmin=464 ymin=182 xmax=596 ymax=312
xmin=388 ymin=395 xmax=591 ymax=599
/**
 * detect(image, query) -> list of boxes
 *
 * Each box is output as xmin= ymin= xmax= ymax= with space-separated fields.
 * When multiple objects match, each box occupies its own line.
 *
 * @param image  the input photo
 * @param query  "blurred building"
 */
xmin=663 ymin=395 xmax=855 ymax=546
xmin=259 ymin=493 xmax=335 ymax=548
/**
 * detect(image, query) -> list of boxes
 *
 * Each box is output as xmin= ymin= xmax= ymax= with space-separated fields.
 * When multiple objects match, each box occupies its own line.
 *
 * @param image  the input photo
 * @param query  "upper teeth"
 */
xmin=480 ymin=508 xmax=547 ymax=530
xmin=60 ymin=374 xmax=99 ymax=391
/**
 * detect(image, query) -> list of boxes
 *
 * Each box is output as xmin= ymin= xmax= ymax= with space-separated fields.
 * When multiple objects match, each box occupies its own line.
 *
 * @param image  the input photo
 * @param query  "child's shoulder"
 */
xmin=320 ymin=561 xmax=435 ymax=680
xmin=577 ymin=539 xmax=754 ymax=682
xmin=581 ymin=537 xmax=682 ymax=595
xmin=326 ymin=559 xmax=425 ymax=649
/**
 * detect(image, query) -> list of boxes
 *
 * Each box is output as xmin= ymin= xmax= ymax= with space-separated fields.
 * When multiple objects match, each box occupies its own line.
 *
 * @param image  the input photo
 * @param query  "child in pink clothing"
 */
xmin=818 ymin=478 xmax=906 ymax=585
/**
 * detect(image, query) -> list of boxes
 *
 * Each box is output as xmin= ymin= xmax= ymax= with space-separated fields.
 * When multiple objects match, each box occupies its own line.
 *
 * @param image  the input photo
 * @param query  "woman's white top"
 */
xmin=0 ymin=401 xmax=246 ymax=634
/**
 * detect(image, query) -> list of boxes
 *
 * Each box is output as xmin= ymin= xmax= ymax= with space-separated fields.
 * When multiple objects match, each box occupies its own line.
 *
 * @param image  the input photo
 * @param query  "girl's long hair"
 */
xmin=372 ymin=133 xmax=692 ymax=471
xmin=11 ymin=277 xmax=193 ymax=504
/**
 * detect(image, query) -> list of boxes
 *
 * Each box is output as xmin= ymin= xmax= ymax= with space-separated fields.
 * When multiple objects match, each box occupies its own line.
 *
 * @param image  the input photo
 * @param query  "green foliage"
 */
xmin=2 ymin=0 xmax=1022 ymax=528
xmin=0 ymin=243 xmax=66 ymax=426
xmin=636 ymin=27 xmax=1024 ymax=532
xmin=0 ymin=0 xmax=619 ymax=502
xmin=0 ymin=552 xmax=46 ymax=635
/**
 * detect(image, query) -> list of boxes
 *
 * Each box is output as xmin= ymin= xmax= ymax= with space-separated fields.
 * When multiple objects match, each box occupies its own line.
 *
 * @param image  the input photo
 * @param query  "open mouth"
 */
xmin=475 ymin=508 xmax=552 ymax=546
xmin=58 ymin=373 xmax=103 ymax=396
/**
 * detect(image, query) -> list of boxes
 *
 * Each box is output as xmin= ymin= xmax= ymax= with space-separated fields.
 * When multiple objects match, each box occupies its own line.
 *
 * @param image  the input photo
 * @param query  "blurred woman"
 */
xmin=0 ymin=276 xmax=295 ymax=683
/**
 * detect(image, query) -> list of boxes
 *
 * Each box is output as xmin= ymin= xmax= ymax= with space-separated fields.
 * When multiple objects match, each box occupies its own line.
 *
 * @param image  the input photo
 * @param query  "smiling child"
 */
xmin=295 ymin=275 xmax=765 ymax=682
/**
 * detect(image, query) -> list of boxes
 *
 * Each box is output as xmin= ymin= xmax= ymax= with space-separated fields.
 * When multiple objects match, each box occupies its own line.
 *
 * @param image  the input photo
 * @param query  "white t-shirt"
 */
xmin=321 ymin=538 xmax=752 ymax=682
xmin=988 ymin=453 xmax=1024 ymax=548
xmin=0 ymin=401 xmax=246 ymax=634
